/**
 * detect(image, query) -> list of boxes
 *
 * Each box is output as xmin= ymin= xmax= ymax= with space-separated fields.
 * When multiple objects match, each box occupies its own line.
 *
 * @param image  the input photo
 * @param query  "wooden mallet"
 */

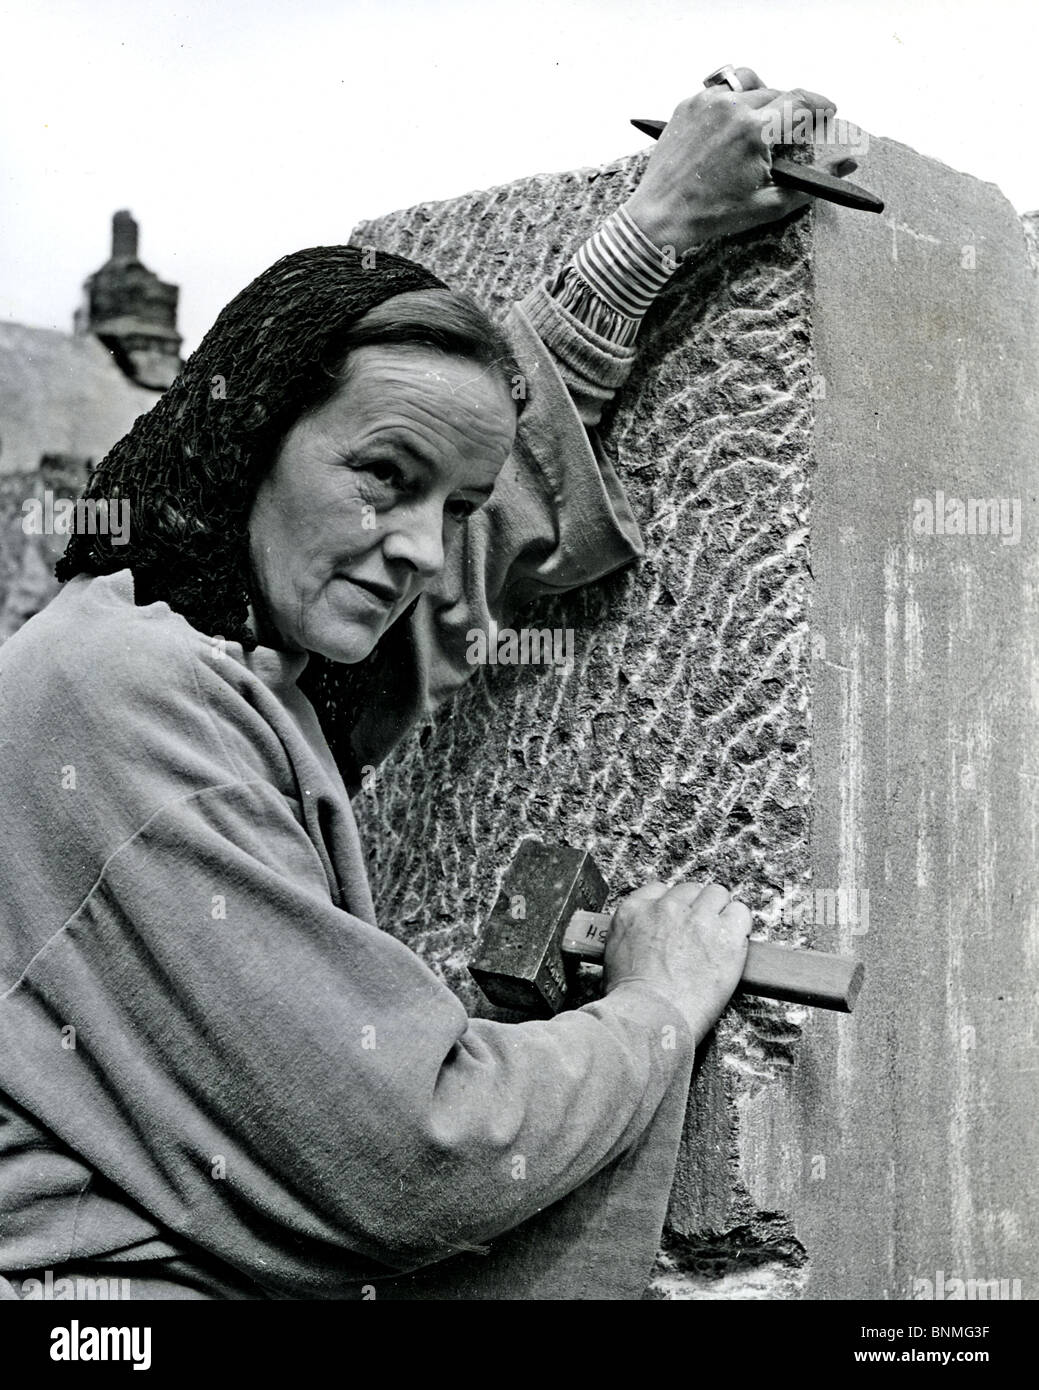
xmin=469 ymin=839 xmax=864 ymax=1018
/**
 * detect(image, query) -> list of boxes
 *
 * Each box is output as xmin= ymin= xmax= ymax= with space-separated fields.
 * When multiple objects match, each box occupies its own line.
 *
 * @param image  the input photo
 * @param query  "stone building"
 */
xmin=0 ymin=211 xmax=179 ymax=636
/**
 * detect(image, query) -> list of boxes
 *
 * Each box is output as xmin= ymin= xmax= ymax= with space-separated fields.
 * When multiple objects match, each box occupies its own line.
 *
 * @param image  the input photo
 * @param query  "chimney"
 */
xmin=111 ymin=210 xmax=139 ymax=261
xmin=75 ymin=210 xmax=183 ymax=391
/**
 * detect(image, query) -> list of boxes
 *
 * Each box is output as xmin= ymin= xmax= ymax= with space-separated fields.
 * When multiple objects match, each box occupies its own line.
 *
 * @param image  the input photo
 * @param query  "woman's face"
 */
xmin=247 ymin=345 xmax=517 ymax=663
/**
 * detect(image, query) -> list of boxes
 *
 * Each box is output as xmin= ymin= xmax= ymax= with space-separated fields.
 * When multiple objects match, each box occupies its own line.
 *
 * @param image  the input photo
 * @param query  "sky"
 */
xmin=1 ymin=0 xmax=1037 ymax=356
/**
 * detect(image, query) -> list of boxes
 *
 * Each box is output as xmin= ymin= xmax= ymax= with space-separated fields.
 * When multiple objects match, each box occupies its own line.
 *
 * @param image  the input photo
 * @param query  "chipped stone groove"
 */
xmin=351 ymin=161 xmax=816 ymax=1295
xmin=646 ymin=1206 xmax=810 ymax=1300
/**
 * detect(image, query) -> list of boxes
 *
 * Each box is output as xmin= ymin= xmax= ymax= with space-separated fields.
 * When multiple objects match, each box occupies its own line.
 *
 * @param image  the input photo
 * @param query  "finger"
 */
xmin=730 ymin=66 xmax=766 ymax=90
xmin=768 ymin=87 xmax=837 ymax=116
xmin=691 ymin=883 xmax=733 ymax=917
xmin=667 ymin=882 xmax=731 ymax=917
xmin=735 ymin=87 xmax=783 ymax=110
xmin=756 ymin=89 xmax=838 ymax=139
xmin=660 ymin=879 xmax=709 ymax=908
xmin=746 ymin=182 xmax=812 ymax=221
xmin=620 ymin=880 xmax=669 ymax=907
xmin=720 ymin=900 xmax=753 ymax=935
xmin=738 ymin=87 xmax=835 ymax=118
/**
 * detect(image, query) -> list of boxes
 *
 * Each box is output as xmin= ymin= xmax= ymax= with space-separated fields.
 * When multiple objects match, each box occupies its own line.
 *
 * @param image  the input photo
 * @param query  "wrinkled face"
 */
xmin=247 ymin=345 xmax=517 ymax=663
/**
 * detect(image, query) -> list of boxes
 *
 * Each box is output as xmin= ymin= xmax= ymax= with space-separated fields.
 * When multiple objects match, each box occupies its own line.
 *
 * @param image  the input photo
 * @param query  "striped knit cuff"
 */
xmin=575 ymin=204 xmax=678 ymax=319
xmin=549 ymin=267 xmax=640 ymax=348
xmin=547 ymin=204 xmax=684 ymax=348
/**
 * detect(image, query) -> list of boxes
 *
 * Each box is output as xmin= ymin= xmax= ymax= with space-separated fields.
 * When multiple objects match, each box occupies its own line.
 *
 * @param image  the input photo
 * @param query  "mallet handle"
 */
xmin=563 ymin=911 xmax=863 ymax=1013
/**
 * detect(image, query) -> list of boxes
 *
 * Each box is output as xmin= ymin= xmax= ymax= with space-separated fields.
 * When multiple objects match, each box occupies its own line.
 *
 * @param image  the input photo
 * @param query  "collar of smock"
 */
xmin=87 ymin=567 xmax=311 ymax=698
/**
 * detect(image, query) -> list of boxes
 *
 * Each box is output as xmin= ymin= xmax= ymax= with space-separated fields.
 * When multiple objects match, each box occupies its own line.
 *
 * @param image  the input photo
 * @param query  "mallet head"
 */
xmin=469 ymin=839 xmax=608 ymax=1016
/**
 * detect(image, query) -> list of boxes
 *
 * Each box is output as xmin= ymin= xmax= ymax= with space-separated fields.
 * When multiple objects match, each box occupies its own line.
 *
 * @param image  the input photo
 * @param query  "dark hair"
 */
xmin=320 ymin=287 xmax=526 ymax=424
xmin=55 ymin=244 xmax=526 ymax=777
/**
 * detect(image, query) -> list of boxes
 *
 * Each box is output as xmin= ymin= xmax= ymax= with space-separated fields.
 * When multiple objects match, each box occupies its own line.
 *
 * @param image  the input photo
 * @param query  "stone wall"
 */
xmin=0 ymin=456 xmax=90 ymax=640
xmin=350 ymin=138 xmax=1039 ymax=1298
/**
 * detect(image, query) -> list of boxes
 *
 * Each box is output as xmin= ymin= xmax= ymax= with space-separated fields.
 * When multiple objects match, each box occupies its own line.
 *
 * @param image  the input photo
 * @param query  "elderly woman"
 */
xmin=0 ymin=75 xmax=854 ymax=1300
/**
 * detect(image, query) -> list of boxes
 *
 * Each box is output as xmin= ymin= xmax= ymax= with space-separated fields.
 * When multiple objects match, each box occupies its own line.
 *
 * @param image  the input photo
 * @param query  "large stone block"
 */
xmin=748 ymin=140 xmax=1039 ymax=1301
xmin=349 ymin=137 xmax=1039 ymax=1298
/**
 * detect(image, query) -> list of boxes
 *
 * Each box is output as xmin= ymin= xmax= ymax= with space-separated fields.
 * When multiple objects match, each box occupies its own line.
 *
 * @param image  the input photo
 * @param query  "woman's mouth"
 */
xmin=336 ymin=575 xmax=403 ymax=608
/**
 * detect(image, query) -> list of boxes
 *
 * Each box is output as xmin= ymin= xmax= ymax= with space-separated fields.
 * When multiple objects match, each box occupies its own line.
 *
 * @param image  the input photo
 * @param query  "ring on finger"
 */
xmin=703 ymin=64 xmax=743 ymax=93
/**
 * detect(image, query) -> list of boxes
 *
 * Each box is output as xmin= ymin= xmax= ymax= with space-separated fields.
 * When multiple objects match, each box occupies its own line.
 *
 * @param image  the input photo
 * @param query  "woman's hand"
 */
xmin=604 ymin=879 xmax=752 ymax=1044
xmin=625 ymin=66 xmax=857 ymax=258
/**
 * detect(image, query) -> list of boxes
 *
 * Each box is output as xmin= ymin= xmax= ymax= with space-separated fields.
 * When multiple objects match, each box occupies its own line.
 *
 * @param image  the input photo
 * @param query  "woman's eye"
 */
xmin=364 ymin=460 xmax=403 ymax=487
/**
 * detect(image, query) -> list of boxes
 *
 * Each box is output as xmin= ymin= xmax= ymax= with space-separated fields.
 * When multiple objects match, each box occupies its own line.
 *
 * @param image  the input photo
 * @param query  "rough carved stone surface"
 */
xmin=351 ymin=157 xmax=816 ymax=1292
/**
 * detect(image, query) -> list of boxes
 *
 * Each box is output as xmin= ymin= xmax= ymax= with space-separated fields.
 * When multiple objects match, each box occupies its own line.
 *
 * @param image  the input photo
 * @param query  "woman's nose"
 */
xmin=379 ymin=497 xmax=446 ymax=579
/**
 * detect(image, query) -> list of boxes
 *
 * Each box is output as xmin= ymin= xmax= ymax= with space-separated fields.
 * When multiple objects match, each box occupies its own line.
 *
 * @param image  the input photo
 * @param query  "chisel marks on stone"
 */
xmin=351 ymin=159 xmax=816 ymax=1272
